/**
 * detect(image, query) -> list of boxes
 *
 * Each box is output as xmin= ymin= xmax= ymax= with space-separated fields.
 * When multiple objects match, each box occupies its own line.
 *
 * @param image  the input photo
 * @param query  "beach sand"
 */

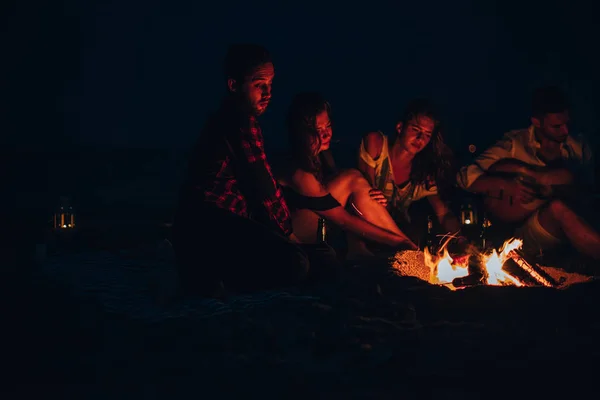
xmin=3 ymin=247 xmax=600 ymax=399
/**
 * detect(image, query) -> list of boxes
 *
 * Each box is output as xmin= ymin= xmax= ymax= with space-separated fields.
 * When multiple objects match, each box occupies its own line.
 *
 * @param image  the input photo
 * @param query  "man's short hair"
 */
xmin=531 ymin=85 xmax=570 ymax=117
xmin=224 ymin=43 xmax=272 ymax=83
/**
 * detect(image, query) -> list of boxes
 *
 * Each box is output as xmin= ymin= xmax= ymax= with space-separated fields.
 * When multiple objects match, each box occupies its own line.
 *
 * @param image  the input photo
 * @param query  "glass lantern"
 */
xmin=460 ymin=199 xmax=478 ymax=226
xmin=53 ymin=196 xmax=76 ymax=230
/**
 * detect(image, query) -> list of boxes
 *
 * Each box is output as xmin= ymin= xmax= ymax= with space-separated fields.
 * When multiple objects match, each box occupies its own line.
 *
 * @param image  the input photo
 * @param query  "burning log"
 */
xmin=507 ymin=250 xmax=559 ymax=288
xmin=394 ymin=237 xmax=568 ymax=290
xmin=451 ymin=256 xmax=485 ymax=288
xmin=452 ymin=272 xmax=484 ymax=289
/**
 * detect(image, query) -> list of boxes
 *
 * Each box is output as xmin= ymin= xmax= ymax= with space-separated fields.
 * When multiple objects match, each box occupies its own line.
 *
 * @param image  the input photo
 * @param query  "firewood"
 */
xmin=506 ymin=251 xmax=559 ymax=288
xmin=452 ymin=273 xmax=484 ymax=289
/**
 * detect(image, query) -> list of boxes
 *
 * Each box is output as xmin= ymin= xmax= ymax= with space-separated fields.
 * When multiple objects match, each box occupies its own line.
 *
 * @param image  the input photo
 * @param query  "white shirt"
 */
xmin=457 ymin=125 xmax=594 ymax=190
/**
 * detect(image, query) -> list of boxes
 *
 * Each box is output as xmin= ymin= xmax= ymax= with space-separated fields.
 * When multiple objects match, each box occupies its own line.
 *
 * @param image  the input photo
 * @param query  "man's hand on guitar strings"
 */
xmin=512 ymin=178 xmax=538 ymax=204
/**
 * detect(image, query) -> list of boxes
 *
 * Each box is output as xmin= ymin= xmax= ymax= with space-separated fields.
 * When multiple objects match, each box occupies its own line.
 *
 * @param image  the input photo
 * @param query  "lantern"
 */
xmin=53 ymin=196 xmax=76 ymax=230
xmin=460 ymin=199 xmax=477 ymax=226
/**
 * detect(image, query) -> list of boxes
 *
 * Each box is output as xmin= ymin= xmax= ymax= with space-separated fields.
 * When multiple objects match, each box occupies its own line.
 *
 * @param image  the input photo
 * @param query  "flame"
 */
xmin=424 ymin=237 xmax=524 ymax=288
xmin=483 ymin=238 xmax=523 ymax=286
xmin=424 ymin=246 xmax=469 ymax=285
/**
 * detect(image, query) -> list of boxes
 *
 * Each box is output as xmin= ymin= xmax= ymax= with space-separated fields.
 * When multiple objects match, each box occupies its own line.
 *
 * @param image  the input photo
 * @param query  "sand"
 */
xmin=4 ymin=247 xmax=600 ymax=399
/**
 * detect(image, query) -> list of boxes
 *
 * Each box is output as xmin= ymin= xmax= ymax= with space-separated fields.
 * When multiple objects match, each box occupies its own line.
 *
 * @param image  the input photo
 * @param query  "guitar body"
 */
xmin=482 ymin=158 xmax=574 ymax=224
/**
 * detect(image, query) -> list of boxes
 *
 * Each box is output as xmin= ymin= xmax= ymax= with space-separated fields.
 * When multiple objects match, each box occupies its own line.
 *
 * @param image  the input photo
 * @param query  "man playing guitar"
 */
xmin=457 ymin=86 xmax=600 ymax=261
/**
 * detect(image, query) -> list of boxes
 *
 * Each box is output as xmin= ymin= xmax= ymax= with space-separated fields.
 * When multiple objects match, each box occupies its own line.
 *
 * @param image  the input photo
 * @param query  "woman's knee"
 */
xmin=341 ymin=168 xmax=365 ymax=183
xmin=334 ymin=168 xmax=370 ymax=194
xmin=349 ymin=168 xmax=372 ymax=189
xmin=329 ymin=168 xmax=363 ymax=184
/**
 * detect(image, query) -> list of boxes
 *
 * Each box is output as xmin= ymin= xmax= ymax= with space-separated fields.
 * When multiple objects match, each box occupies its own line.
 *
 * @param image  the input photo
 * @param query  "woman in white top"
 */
xmin=356 ymin=98 xmax=464 ymax=253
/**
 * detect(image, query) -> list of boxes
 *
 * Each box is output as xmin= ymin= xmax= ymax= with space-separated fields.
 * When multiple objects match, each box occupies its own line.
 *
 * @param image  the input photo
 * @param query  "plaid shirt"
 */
xmin=179 ymin=100 xmax=293 ymax=237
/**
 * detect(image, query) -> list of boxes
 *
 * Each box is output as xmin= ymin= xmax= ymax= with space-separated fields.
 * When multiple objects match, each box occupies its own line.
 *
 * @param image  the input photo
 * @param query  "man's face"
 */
xmin=230 ymin=62 xmax=274 ymax=116
xmin=314 ymin=109 xmax=333 ymax=154
xmin=533 ymin=111 xmax=570 ymax=143
xmin=396 ymin=114 xmax=435 ymax=155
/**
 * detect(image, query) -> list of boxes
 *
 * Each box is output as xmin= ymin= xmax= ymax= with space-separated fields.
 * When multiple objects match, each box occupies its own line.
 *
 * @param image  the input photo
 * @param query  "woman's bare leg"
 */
xmin=326 ymin=169 xmax=406 ymax=236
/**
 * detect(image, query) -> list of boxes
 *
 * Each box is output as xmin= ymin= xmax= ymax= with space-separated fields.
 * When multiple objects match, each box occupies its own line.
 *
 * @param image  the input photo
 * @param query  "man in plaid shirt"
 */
xmin=194 ymin=103 xmax=293 ymax=237
xmin=174 ymin=44 xmax=309 ymax=296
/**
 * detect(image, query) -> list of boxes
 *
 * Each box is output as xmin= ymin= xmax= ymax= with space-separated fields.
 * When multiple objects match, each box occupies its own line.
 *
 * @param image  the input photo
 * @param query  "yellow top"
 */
xmin=358 ymin=131 xmax=437 ymax=221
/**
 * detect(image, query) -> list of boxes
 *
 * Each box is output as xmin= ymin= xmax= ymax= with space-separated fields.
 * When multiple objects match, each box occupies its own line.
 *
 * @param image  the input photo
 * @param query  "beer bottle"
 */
xmin=317 ymin=217 xmax=327 ymax=244
xmin=426 ymin=215 xmax=434 ymax=253
xmin=480 ymin=213 xmax=491 ymax=250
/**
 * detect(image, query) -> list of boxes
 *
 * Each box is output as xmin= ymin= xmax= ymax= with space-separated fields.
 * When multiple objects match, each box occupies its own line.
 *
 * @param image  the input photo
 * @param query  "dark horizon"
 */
xmin=5 ymin=0 xmax=600 ymax=237
xmin=3 ymin=0 xmax=599 ymax=156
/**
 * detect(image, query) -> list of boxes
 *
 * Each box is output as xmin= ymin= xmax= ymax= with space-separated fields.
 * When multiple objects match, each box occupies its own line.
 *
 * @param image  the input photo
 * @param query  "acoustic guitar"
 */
xmin=482 ymin=158 xmax=583 ymax=224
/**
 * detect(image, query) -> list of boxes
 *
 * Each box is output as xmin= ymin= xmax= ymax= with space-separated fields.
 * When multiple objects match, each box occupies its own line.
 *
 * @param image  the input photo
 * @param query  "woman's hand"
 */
xmin=405 ymin=240 xmax=419 ymax=251
xmin=394 ymin=235 xmax=418 ymax=251
xmin=369 ymin=189 xmax=388 ymax=206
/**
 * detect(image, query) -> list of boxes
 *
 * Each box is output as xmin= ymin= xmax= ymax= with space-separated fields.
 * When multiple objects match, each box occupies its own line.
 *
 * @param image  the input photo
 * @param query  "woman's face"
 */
xmin=312 ymin=109 xmax=333 ymax=154
xmin=396 ymin=114 xmax=435 ymax=155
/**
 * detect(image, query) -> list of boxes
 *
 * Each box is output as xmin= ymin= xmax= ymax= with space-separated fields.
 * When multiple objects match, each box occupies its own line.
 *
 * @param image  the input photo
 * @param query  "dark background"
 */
xmin=3 ymin=4 xmax=600 ymax=393
xmin=3 ymin=0 xmax=599 ymax=242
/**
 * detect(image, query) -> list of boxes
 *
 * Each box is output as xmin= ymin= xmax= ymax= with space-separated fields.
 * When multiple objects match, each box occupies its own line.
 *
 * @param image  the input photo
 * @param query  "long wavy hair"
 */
xmin=286 ymin=92 xmax=336 ymax=182
xmin=398 ymin=98 xmax=456 ymax=200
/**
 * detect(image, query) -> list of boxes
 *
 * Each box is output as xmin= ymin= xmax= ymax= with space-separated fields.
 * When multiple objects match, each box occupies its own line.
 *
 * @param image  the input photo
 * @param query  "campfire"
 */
xmin=424 ymin=238 xmax=527 ymax=289
xmin=390 ymin=237 xmax=589 ymax=290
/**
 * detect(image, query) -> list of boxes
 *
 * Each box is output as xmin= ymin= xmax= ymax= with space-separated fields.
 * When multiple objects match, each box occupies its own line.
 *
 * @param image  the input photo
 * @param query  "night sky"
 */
xmin=3 ymin=0 xmax=599 ymax=158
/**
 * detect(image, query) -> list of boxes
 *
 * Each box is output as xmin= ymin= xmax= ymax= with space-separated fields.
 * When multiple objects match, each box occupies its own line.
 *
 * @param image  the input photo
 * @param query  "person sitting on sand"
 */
xmin=457 ymin=85 xmax=600 ymax=261
xmin=172 ymin=44 xmax=310 ymax=297
xmin=277 ymin=92 xmax=417 ymax=260
xmin=353 ymin=98 xmax=465 ymax=254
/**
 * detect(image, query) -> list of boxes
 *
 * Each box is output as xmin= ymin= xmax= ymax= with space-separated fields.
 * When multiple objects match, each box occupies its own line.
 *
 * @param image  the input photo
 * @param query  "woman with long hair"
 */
xmin=356 ymin=98 xmax=463 ymax=251
xmin=278 ymin=92 xmax=417 ymax=258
